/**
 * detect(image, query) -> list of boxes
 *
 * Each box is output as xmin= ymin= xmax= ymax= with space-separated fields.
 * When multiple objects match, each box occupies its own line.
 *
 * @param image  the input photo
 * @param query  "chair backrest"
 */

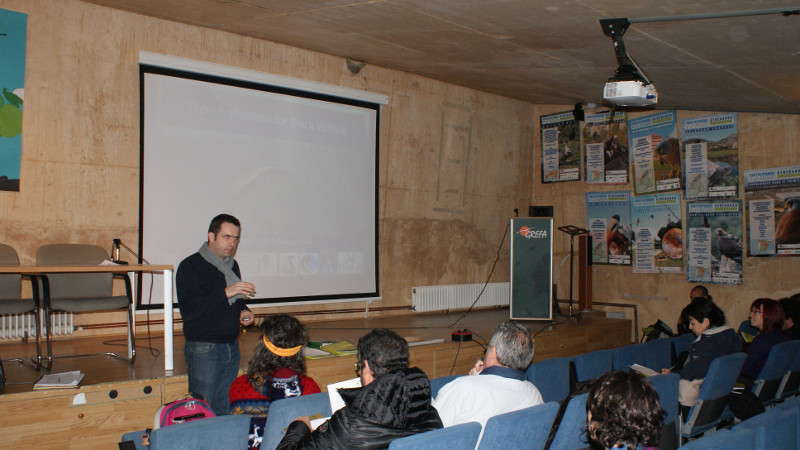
xmin=37 ymin=244 xmax=112 ymax=298
xmin=389 ymin=421 xmax=481 ymax=450
xmin=732 ymin=406 xmax=798 ymax=450
xmin=612 ymin=342 xmax=648 ymax=371
xmin=643 ymin=338 xmax=672 ymax=371
xmin=525 ymin=357 xmax=571 ymax=403
xmin=753 ymin=340 xmax=800 ymax=401
xmin=778 ymin=344 xmax=800 ymax=399
xmin=0 ymin=244 xmax=21 ymax=299
xmin=677 ymin=427 xmax=757 ymax=450
xmin=477 ymin=401 xmax=559 ymax=450
xmin=261 ymin=391 xmax=332 ymax=450
xmin=547 ymin=392 xmax=589 ymax=450
xmin=148 ymin=414 xmax=249 ymax=449
xmin=430 ymin=374 xmax=463 ymax=398
xmin=682 ymin=352 xmax=746 ymax=438
xmin=649 ymin=373 xmax=679 ymax=426
xmin=670 ymin=333 xmax=696 ymax=362
xmin=571 ymin=349 xmax=613 ymax=383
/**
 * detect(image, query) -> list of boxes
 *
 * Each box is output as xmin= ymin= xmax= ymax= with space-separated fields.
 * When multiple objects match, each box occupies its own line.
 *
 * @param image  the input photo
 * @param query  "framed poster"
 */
xmin=682 ymin=113 xmax=739 ymax=199
xmin=541 ymin=111 xmax=581 ymax=183
xmin=628 ymin=111 xmax=680 ymax=195
xmin=744 ymin=165 xmax=800 ymax=256
xmin=583 ymin=110 xmax=629 ymax=184
xmin=510 ymin=218 xmax=553 ymax=320
xmin=0 ymin=8 xmax=27 ymax=192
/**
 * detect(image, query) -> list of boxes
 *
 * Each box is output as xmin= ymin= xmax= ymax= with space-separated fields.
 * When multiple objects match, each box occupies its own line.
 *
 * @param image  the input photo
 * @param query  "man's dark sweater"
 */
xmin=176 ymin=252 xmax=248 ymax=343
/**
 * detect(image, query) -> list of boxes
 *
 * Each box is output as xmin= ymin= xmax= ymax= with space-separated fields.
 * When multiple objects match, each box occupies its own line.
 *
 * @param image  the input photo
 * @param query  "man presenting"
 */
xmin=277 ymin=329 xmax=442 ymax=449
xmin=433 ymin=320 xmax=544 ymax=428
xmin=177 ymin=213 xmax=255 ymax=415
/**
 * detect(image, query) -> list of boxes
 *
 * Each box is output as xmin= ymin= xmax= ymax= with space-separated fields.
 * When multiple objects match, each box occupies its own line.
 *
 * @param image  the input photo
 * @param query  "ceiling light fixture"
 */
xmin=600 ymin=6 xmax=800 ymax=108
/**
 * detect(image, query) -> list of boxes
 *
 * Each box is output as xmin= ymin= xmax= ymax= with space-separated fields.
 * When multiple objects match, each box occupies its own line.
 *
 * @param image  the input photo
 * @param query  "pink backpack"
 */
xmin=155 ymin=395 xmax=216 ymax=428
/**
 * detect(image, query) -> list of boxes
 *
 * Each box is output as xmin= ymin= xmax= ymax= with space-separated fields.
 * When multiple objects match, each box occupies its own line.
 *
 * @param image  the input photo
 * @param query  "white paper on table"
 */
xmin=327 ymin=377 xmax=362 ymax=413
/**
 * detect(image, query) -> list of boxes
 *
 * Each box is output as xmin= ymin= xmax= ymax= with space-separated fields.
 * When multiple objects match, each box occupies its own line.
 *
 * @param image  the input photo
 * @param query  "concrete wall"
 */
xmin=0 ymin=0 xmax=797 ymax=337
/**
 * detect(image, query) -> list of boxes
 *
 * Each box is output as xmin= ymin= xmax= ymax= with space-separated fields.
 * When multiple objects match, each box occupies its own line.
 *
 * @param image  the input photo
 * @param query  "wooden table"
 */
xmin=0 ymin=264 xmax=176 ymax=371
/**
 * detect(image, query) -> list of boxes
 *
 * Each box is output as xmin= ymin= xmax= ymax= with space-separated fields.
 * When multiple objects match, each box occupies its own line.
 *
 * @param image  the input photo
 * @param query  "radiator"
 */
xmin=412 ymin=282 xmax=510 ymax=312
xmin=0 ymin=311 xmax=73 ymax=340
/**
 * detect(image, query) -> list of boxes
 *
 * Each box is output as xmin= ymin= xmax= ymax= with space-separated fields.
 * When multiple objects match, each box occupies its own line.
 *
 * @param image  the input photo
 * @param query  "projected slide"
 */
xmin=140 ymin=66 xmax=379 ymax=306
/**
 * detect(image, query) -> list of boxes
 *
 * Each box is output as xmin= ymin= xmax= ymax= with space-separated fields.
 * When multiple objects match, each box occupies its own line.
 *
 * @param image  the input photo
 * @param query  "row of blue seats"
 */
xmin=679 ymin=395 xmax=800 ymax=450
xmin=123 ymin=335 xmax=800 ymax=449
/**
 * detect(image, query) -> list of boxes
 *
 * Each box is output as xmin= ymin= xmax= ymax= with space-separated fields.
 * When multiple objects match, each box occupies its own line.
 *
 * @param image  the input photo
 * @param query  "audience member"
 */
xmin=432 ymin=320 xmax=543 ymax=428
xmin=277 ymin=329 xmax=442 ymax=449
xmin=740 ymin=298 xmax=787 ymax=383
xmin=176 ymin=213 xmax=255 ymax=415
xmin=781 ymin=293 xmax=800 ymax=340
xmin=661 ymin=299 xmax=741 ymax=407
xmin=677 ymin=285 xmax=711 ymax=335
xmin=586 ymin=371 xmax=665 ymax=450
xmin=229 ymin=314 xmax=320 ymax=450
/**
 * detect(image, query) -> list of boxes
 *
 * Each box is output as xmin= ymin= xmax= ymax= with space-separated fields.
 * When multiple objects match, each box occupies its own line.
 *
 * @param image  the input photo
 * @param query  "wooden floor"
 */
xmin=1 ymin=307 xmax=630 ymax=394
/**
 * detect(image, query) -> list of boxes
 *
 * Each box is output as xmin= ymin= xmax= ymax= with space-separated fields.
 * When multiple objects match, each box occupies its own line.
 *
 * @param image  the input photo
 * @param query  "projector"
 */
xmin=603 ymin=80 xmax=657 ymax=107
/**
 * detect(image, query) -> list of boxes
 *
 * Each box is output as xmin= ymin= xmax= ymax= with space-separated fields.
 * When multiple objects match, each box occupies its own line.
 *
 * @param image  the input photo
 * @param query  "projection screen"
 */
xmin=138 ymin=54 xmax=384 ymax=308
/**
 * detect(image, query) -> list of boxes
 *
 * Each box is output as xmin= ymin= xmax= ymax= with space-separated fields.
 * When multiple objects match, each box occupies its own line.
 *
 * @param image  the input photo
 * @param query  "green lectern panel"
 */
xmin=510 ymin=218 xmax=553 ymax=320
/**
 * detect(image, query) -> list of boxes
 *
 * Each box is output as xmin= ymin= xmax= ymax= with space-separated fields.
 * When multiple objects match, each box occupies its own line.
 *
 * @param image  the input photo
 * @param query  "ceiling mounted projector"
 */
xmin=600 ymin=18 xmax=658 ymax=108
xmin=603 ymin=79 xmax=657 ymax=107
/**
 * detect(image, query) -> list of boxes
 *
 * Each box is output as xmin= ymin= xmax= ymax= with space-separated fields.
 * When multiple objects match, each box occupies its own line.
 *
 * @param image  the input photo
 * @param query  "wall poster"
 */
xmin=586 ymin=191 xmax=632 ymax=265
xmin=0 ymin=8 xmax=27 ymax=192
xmin=631 ymin=192 xmax=683 ymax=273
xmin=628 ymin=111 xmax=681 ymax=195
xmin=686 ymin=200 xmax=743 ymax=285
xmin=682 ymin=113 xmax=739 ymax=199
xmin=744 ymin=166 xmax=800 ymax=256
xmin=583 ymin=110 xmax=629 ymax=185
xmin=541 ymin=110 xmax=581 ymax=183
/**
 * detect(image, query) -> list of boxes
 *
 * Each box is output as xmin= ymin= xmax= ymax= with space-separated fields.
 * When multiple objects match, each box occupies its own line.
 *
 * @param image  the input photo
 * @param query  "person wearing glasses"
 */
xmin=432 ymin=320 xmax=543 ymax=429
xmin=277 ymin=328 xmax=442 ymax=449
xmin=739 ymin=298 xmax=787 ymax=383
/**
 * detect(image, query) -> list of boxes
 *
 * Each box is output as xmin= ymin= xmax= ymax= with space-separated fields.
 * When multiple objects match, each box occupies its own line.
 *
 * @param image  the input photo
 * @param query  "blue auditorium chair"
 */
xmin=776 ymin=343 xmax=800 ymax=400
xmin=650 ymin=373 xmax=679 ymax=450
xmin=430 ymin=374 xmax=463 ymax=398
xmin=612 ymin=342 xmax=649 ymax=372
xmin=120 ymin=414 xmax=250 ymax=450
xmin=670 ymin=333 xmax=695 ymax=365
xmin=644 ymin=337 xmax=672 ymax=371
xmin=547 ymin=392 xmax=589 ymax=450
xmin=731 ymin=407 xmax=798 ymax=450
xmin=680 ymin=353 xmax=746 ymax=444
xmin=477 ymin=401 xmax=559 ymax=450
xmin=571 ymin=349 xmax=614 ymax=386
xmin=750 ymin=340 xmax=800 ymax=407
xmin=525 ymin=357 xmax=571 ymax=403
xmin=261 ymin=392 xmax=331 ymax=450
xmin=388 ymin=421 xmax=481 ymax=450
xmin=678 ymin=427 xmax=755 ymax=450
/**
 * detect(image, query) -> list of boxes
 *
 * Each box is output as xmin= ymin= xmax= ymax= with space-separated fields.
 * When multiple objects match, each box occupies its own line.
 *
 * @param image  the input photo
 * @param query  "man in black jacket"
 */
xmin=277 ymin=328 xmax=442 ymax=449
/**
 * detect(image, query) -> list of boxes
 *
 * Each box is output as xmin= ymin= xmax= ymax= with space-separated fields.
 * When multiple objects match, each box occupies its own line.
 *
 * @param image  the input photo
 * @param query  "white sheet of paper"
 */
xmin=327 ymin=377 xmax=362 ymax=413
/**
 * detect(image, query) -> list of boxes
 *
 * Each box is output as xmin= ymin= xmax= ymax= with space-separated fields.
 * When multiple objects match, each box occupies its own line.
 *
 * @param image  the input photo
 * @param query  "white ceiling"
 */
xmin=81 ymin=0 xmax=800 ymax=114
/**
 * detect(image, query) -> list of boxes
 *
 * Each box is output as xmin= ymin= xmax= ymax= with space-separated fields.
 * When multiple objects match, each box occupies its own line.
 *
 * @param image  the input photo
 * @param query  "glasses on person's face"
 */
xmin=354 ymin=361 xmax=363 ymax=376
xmin=750 ymin=309 xmax=763 ymax=316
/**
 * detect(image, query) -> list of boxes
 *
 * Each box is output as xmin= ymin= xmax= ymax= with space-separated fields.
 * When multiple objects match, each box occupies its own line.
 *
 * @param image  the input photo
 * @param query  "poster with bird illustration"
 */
xmin=628 ymin=111 xmax=681 ymax=196
xmin=681 ymin=113 xmax=739 ymax=199
xmin=631 ymin=193 xmax=683 ymax=273
xmin=541 ymin=110 xmax=581 ymax=183
xmin=0 ymin=8 xmax=27 ymax=192
xmin=583 ymin=110 xmax=629 ymax=185
xmin=585 ymin=191 xmax=631 ymax=265
xmin=744 ymin=166 xmax=800 ymax=256
xmin=686 ymin=200 xmax=743 ymax=285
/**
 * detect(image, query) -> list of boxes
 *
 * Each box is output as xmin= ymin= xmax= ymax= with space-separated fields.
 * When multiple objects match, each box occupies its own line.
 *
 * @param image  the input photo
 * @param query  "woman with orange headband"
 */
xmin=230 ymin=314 xmax=320 ymax=450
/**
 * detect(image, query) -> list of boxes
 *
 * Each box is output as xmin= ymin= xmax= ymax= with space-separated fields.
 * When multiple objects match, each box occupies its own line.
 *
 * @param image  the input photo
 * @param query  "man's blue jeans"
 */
xmin=184 ymin=341 xmax=240 ymax=416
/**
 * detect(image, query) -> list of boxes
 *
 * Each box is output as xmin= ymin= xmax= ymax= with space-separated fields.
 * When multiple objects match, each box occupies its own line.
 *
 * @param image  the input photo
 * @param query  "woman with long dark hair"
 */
xmin=230 ymin=314 xmax=320 ymax=449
